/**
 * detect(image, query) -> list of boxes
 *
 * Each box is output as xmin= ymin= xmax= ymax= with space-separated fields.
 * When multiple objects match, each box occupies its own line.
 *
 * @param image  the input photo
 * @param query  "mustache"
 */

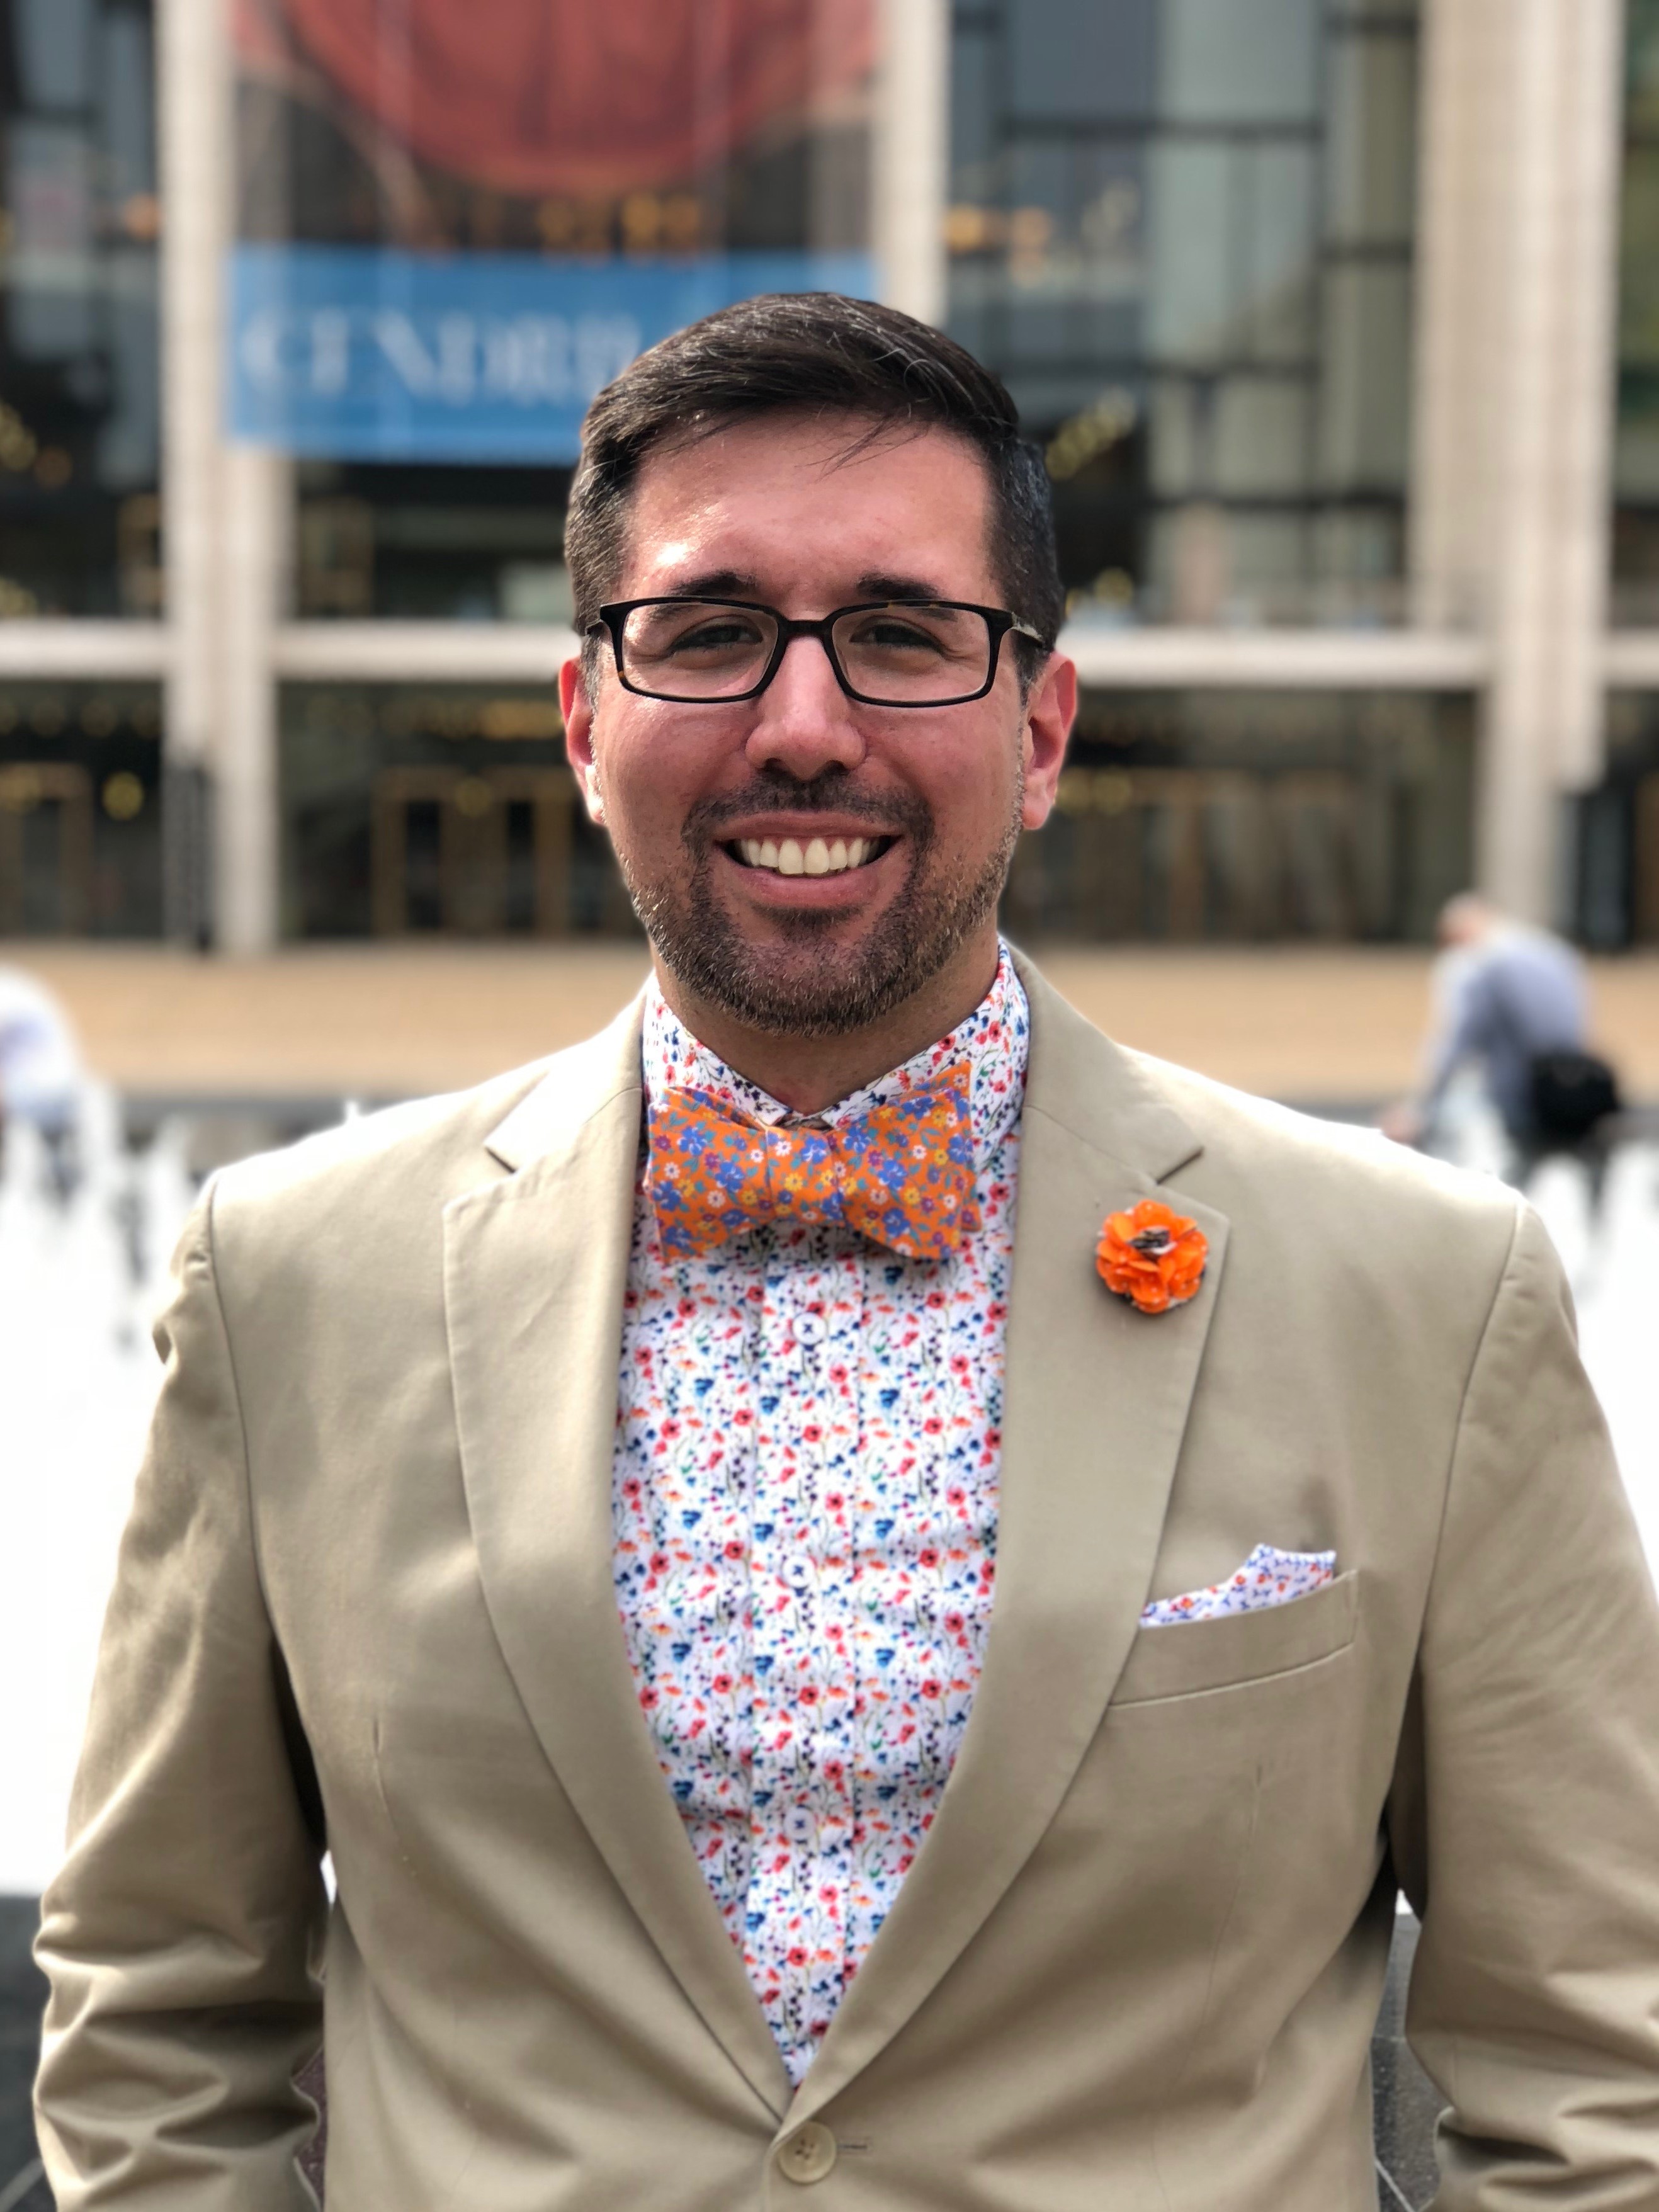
xmin=684 ymin=770 xmax=932 ymax=844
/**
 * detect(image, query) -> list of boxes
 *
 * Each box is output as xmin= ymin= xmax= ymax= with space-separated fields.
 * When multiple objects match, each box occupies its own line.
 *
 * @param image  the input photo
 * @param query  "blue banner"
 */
xmin=228 ymin=245 xmax=877 ymax=463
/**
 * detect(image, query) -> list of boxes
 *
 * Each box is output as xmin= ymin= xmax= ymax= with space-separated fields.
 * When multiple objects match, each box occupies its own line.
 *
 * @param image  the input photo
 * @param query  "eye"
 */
xmin=667 ymin=613 xmax=767 ymax=655
xmin=858 ymin=616 xmax=946 ymax=654
xmin=839 ymin=604 xmax=978 ymax=661
xmin=625 ymin=602 xmax=774 ymax=666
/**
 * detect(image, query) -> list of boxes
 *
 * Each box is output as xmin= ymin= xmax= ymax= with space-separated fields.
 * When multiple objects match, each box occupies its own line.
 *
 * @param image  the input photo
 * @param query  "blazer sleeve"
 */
xmin=1387 ymin=1201 xmax=1659 ymax=2208
xmin=33 ymin=1188 xmax=328 ymax=2209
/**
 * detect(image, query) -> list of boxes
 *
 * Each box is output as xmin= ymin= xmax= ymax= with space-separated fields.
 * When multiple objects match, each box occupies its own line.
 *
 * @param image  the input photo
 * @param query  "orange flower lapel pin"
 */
xmin=1096 ymin=1198 xmax=1208 ymax=1315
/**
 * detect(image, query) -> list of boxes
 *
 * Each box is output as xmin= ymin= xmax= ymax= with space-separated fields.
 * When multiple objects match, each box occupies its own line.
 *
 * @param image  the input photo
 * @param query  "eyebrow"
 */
xmin=855 ymin=571 xmax=953 ymax=603
xmin=660 ymin=569 xmax=761 ymax=599
xmin=652 ymin=569 xmax=956 ymax=606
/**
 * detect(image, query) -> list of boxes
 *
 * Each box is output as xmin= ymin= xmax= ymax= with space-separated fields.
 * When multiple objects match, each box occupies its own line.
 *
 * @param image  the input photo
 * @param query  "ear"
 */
xmin=1019 ymin=652 xmax=1077 ymax=831
xmin=560 ymin=657 xmax=606 ymax=822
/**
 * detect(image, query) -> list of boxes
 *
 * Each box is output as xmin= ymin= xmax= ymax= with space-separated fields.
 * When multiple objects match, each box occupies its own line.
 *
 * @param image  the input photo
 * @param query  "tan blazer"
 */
xmin=35 ymin=955 xmax=1659 ymax=2210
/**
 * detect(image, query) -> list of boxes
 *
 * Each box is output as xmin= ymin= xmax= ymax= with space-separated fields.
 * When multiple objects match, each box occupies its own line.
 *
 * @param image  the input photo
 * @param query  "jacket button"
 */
xmin=778 ymin=2121 xmax=837 ymax=2184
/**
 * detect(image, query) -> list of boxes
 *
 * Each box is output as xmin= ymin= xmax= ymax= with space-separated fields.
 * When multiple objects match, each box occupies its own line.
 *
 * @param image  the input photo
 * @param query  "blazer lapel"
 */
xmin=789 ymin=956 xmax=1230 ymax=2123
xmin=443 ymin=1002 xmax=792 ymax=2122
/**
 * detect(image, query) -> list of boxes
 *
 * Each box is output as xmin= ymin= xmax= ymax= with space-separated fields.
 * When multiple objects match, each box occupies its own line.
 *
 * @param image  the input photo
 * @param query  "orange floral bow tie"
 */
xmin=646 ymin=1079 xmax=980 ymax=1261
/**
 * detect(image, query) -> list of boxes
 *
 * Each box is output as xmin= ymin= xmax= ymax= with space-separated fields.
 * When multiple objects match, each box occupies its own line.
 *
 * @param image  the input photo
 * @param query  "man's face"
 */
xmin=562 ymin=412 xmax=1074 ymax=1037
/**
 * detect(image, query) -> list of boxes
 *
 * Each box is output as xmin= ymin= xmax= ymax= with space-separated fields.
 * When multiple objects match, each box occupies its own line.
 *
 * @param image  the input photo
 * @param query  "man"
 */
xmin=1386 ymin=893 xmax=1620 ymax=1208
xmin=35 ymin=296 xmax=1659 ymax=2208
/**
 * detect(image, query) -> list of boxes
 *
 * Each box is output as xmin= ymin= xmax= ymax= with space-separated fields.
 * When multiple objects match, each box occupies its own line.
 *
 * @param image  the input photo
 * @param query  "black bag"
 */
xmin=1529 ymin=1049 xmax=1621 ymax=1141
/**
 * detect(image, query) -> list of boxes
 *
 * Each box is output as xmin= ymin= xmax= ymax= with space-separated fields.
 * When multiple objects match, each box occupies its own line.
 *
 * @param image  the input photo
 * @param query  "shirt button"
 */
xmin=778 ymin=2121 xmax=838 ymax=2184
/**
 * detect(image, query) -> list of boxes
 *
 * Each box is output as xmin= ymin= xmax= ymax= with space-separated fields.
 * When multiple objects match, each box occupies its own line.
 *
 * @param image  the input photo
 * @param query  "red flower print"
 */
xmin=612 ymin=952 xmax=1029 ymax=2090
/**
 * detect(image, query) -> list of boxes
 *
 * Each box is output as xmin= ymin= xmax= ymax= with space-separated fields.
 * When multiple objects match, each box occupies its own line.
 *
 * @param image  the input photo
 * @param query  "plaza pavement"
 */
xmin=12 ymin=940 xmax=1659 ymax=1109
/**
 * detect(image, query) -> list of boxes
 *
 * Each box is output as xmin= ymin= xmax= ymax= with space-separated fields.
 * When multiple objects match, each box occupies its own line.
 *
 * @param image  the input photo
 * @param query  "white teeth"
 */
xmin=733 ymin=834 xmax=883 ymax=875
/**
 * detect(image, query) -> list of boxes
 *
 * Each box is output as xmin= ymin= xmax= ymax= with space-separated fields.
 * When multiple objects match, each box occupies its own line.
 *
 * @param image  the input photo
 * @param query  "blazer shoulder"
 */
xmin=206 ymin=998 xmax=643 ymax=1260
xmin=1015 ymin=951 xmax=1517 ymax=1251
xmin=1133 ymin=1045 xmax=1522 ymax=1247
xmin=209 ymin=1058 xmax=547 ymax=1223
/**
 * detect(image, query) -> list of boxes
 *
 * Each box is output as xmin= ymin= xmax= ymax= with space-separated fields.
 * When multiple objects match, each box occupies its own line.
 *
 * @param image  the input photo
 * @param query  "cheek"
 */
xmin=914 ymin=740 xmax=1021 ymax=846
xmin=594 ymin=721 xmax=703 ymax=842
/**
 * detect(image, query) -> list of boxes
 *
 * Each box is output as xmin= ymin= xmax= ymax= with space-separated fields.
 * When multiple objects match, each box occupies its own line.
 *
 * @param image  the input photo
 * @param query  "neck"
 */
xmin=652 ymin=926 xmax=1002 ymax=1115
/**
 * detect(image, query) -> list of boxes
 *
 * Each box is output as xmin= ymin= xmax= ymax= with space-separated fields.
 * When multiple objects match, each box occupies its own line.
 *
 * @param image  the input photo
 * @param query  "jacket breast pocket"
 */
xmin=1110 ymin=1569 xmax=1360 ymax=1707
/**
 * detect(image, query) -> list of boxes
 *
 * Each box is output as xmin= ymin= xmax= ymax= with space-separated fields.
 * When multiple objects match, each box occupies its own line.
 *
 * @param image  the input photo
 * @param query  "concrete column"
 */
xmin=873 ymin=0 xmax=949 ymax=325
xmin=159 ymin=0 xmax=228 ymax=941
xmin=217 ymin=446 xmax=289 ymax=953
xmin=1413 ymin=0 xmax=1624 ymax=922
xmin=1408 ymin=0 xmax=1503 ymax=631
xmin=160 ymin=0 xmax=287 ymax=950
xmin=1481 ymin=0 xmax=1624 ymax=920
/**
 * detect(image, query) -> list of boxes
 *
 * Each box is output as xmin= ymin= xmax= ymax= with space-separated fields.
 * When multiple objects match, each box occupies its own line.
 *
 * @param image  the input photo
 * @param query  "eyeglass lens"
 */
xmin=618 ymin=601 xmax=995 ymax=703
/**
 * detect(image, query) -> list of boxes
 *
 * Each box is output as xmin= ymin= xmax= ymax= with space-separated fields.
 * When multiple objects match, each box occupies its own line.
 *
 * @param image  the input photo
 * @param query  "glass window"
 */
xmin=1592 ymin=693 xmax=1659 ymax=941
xmin=1319 ymin=261 xmax=1412 ymax=486
xmin=1325 ymin=21 xmax=1417 ymax=246
xmin=281 ymin=684 xmax=636 ymax=939
xmin=1615 ymin=0 xmax=1659 ymax=617
xmin=948 ymin=0 xmax=1419 ymax=627
xmin=1158 ymin=0 xmax=1320 ymax=125
xmin=1003 ymin=688 xmax=1472 ymax=942
xmin=281 ymin=678 xmax=1468 ymax=946
xmin=0 ymin=0 xmax=161 ymax=615
xmin=0 ymin=679 xmax=162 ymax=932
xmin=236 ymin=1 xmax=876 ymax=621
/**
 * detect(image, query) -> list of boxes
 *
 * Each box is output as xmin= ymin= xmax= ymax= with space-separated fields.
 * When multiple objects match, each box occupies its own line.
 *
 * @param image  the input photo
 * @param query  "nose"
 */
xmin=742 ymin=630 xmax=869 ymax=783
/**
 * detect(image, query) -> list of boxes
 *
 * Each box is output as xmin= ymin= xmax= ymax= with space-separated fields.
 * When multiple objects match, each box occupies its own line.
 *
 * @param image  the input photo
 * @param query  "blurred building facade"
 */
xmin=0 ymin=0 xmax=1652 ymax=950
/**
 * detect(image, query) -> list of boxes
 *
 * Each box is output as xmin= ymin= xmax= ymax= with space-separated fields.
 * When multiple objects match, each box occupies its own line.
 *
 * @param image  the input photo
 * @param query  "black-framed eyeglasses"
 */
xmin=587 ymin=597 xmax=1048 ymax=708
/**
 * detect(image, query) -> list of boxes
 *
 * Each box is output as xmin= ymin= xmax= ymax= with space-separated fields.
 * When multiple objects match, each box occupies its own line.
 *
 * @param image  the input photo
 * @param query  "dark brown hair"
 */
xmin=564 ymin=292 xmax=1063 ymax=688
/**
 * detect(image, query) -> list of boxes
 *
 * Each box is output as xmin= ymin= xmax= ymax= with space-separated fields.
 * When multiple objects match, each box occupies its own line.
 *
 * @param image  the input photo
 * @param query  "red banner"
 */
xmin=237 ymin=0 xmax=876 ymax=199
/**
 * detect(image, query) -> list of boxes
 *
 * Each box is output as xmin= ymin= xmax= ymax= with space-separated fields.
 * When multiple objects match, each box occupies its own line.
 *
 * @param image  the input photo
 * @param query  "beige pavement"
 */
xmin=8 ymin=939 xmax=1658 ymax=1105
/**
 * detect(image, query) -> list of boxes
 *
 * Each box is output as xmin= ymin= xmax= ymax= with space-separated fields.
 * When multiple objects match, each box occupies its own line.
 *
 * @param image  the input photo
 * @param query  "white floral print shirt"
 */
xmin=611 ymin=947 xmax=1029 ymax=2085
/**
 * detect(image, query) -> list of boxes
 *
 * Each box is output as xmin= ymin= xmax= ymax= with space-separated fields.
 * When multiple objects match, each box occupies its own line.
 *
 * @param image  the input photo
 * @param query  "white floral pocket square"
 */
xmin=1139 ymin=1544 xmax=1337 ymax=1628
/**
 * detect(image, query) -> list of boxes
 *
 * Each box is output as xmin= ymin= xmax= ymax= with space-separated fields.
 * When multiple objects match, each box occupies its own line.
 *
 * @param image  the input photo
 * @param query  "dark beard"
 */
xmin=613 ymin=766 xmax=1022 ymax=1040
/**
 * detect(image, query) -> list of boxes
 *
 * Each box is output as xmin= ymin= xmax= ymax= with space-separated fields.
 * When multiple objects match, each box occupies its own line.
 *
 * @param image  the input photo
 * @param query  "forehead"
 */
xmin=617 ymin=412 xmax=998 ymax=603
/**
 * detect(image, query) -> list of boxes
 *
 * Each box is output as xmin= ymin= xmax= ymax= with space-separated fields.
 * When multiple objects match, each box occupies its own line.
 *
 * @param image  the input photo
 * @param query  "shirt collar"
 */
xmin=642 ymin=941 xmax=1030 ymax=1164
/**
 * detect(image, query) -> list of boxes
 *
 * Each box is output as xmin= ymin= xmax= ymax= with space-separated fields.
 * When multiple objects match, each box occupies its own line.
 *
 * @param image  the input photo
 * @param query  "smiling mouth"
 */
xmin=725 ymin=834 xmax=895 ymax=878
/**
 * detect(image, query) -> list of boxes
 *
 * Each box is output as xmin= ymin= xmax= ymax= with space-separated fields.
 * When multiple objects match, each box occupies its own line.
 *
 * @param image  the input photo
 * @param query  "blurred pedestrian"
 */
xmin=0 ymin=963 xmax=82 ymax=1203
xmin=1384 ymin=893 xmax=1621 ymax=1209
